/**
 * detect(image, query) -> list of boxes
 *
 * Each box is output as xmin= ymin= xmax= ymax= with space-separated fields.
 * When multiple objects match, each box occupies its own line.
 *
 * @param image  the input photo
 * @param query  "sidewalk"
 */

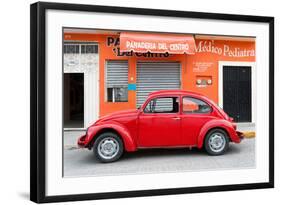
xmin=64 ymin=131 xmax=85 ymax=148
xmin=237 ymin=123 xmax=256 ymax=132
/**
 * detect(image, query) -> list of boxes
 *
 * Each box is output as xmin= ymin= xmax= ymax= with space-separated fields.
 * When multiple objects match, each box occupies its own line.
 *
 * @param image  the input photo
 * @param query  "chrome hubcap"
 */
xmin=208 ymin=133 xmax=226 ymax=153
xmin=97 ymin=137 xmax=119 ymax=159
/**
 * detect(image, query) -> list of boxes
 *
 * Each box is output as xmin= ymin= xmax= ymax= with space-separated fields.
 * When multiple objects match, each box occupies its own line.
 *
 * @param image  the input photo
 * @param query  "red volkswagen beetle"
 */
xmin=78 ymin=90 xmax=244 ymax=162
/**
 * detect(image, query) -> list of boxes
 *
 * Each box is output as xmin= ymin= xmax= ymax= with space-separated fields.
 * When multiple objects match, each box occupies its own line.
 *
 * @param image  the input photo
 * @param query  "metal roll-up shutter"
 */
xmin=106 ymin=60 xmax=128 ymax=87
xmin=137 ymin=61 xmax=181 ymax=107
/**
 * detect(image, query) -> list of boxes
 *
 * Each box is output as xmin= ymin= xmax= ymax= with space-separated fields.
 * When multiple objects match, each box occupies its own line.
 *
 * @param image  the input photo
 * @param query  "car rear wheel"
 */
xmin=93 ymin=132 xmax=123 ymax=163
xmin=204 ymin=129 xmax=229 ymax=155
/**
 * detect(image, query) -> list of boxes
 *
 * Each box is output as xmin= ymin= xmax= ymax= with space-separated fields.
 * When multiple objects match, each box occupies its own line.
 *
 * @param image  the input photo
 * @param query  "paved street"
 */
xmin=63 ymin=130 xmax=255 ymax=177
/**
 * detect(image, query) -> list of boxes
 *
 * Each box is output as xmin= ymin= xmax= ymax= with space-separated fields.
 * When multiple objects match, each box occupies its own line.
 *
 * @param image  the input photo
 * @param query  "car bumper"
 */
xmin=236 ymin=131 xmax=245 ymax=141
xmin=77 ymin=134 xmax=87 ymax=148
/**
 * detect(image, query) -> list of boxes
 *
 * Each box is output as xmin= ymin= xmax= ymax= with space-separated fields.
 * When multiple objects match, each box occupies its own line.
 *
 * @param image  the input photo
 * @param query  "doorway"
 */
xmin=64 ymin=73 xmax=84 ymax=128
xmin=222 ymin=66 xmax=252 ymax=122
xmin=63 ymin=42 xmax=99 ymax=129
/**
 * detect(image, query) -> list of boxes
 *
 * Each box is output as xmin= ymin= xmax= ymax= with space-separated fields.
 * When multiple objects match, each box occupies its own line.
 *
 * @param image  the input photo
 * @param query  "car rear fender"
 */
xmin=85 ymin=121 xmax=137 ymax=152
xmin=197 ymin=119 xmax=240 ymax=148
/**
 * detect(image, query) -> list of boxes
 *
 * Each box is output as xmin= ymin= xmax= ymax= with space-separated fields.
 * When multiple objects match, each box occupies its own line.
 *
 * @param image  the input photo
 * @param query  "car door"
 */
xmin=138 ymin=96 xmax=182 ymax=147
xmin=180 ymin=96 xmax=214 ymax=146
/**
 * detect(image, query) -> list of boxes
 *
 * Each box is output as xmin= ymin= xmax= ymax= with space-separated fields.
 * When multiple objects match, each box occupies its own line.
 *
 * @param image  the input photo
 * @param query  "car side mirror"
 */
xmin=229 ymin=117 xmax=234 ymax=122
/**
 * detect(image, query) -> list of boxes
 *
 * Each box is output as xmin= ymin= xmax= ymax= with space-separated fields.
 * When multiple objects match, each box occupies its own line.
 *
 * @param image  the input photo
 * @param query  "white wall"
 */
xmin=0 ymin=0 xmax=279 ymax=204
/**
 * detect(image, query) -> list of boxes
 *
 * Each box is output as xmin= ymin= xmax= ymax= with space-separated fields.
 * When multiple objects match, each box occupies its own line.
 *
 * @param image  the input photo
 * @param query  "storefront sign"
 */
xmin=119 ymin=32 xmax=196 ymax=54
xmin=195 ymin=40 xmax=255 ymax=57
xmin=108 ymin=37 xmax=255 ymax=58
xmin=107 ymin=36 xmax=170 ymax=57
xmin=193 ymin=62 xmax=214 ymax=72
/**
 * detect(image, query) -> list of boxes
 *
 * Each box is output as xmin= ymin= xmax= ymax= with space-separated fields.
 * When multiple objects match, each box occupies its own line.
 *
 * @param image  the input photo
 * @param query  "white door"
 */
xmin=64 ymin=43 xmax=99 ymax=128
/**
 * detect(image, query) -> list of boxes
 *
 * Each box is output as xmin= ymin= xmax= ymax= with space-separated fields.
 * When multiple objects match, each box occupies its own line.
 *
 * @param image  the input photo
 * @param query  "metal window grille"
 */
xmin=106 ymin=61 xmax=128 ymax=102
xmin=64 ymin=43 xmax=98 ymax=54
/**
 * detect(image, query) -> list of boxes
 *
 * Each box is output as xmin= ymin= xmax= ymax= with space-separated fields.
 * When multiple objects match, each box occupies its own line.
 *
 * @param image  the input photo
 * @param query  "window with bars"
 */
xmin=106 ymin=61 xmax=128 ymax=102
xmin=63 ymin=44 xmax=98 ymax=54
xmin=81 ymin=45 xmax=98 ymax=53
xmin=64 ymin=44 xmax=80 ymax=54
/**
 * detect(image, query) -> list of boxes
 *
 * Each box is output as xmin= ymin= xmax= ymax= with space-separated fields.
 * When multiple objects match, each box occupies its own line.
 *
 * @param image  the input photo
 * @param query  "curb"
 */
xmin=64 ymin=145 xmax=79 ymax=150
xmin=243 ymin=131 xmax=255 ymax=138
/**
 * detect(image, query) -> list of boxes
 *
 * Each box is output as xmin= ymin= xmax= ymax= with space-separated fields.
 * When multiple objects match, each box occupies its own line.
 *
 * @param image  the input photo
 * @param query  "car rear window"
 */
xmin=182 ymin=97 xmax=212 ymax=114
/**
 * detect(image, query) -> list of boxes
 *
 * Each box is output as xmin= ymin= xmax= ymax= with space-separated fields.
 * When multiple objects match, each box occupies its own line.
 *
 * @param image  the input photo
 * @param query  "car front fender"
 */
xmin=84 ymin=121 xmax=137 ymax=152
xmin=197 ymin=119 xmax=241 ymax=149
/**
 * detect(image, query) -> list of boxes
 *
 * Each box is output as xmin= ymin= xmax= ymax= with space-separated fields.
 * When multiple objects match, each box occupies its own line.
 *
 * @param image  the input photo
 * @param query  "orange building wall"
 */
xmin=64 ymin=33 xmax=255 ymax=117
xmin=185 ymin=40 xmax=255 ymax=103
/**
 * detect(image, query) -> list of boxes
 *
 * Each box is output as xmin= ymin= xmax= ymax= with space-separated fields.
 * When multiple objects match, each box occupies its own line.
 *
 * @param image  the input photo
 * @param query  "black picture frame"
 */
xmin=30 ymin=2 xmax=274 ymax=203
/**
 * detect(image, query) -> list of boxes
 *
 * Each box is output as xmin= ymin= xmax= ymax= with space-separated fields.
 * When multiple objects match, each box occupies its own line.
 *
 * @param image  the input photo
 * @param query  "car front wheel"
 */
xmin=204 ymin=129 xmax=229 ymax=155
xmin=93 ymin=132 xmax=123 ymax=163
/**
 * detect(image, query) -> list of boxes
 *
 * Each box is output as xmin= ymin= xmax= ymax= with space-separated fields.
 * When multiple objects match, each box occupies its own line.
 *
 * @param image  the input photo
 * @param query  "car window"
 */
xmin=144 ymin=97 xmax=179 ymax=113
xmin=182 ymin=97 xmax=211 ymax=114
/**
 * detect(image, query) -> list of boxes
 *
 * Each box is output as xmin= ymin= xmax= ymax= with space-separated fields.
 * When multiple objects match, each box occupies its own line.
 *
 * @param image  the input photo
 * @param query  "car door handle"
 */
xmin=172 ymin=117 xmax=181 ymax=120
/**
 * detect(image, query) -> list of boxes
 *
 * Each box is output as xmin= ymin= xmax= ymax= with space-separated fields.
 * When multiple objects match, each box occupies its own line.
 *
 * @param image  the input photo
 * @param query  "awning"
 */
xmin=120 ymin=32 xmax=195 ymax=54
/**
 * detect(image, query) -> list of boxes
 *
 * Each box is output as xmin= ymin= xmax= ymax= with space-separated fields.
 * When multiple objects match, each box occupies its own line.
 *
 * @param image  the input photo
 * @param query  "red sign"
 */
xmin=120 ymin=32 xmax=195 ymax=54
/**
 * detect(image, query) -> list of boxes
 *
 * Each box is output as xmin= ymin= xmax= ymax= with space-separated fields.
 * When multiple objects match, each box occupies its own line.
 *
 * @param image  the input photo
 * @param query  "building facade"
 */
xmin=63 ymin=30 xmax=255 ymax=129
